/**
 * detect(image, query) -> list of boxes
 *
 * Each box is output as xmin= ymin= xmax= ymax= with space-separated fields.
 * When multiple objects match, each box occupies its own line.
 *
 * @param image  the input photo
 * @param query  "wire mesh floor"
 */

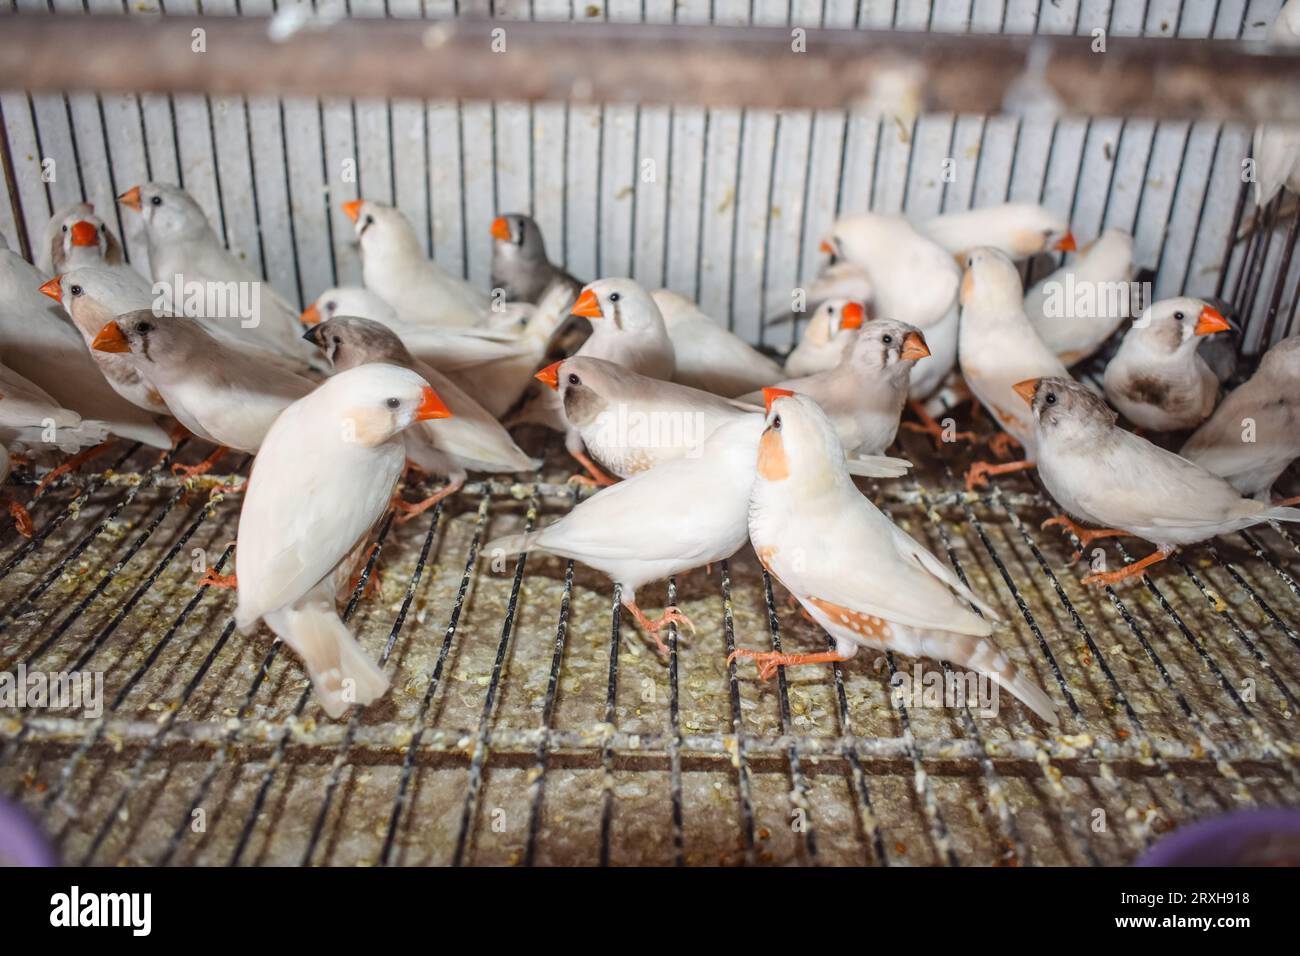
xmin=0 ymin=426 xmax=1297 ymax=866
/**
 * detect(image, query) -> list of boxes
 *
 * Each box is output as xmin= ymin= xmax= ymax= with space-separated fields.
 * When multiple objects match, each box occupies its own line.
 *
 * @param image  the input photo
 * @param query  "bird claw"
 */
xmin=171 ymin=445 xmax=228 ymax=481
xmin=728 ymin=649 xmax=785 ymax=681
xmin=964 ymin=462 xmax=995 ymax=491
xmin=964 ymin=459 xmax=1036 ymax=491
xmin=1042 ymin=515 xmax=1127 ymax=551
xmin=205 ymin=480 xmax=244 ymax=498
xmin=728 ymin=647 xmax=851 ymax=681
xmin=172 ymin=461 xmax=213 ymax=480
xmin=198 ymin=569 xmax=237 ymax=590
xmin=1082 ymin=567 xmax=1141 ymax=587
xmin=5 ymin=499 xmax=32 ymax=538
xmin=1080 ymin=550 xmax=1170 ymax=587
xmin=628 ymin=604 xmax=696 ymax=657
xmin=35 ymin=441 xmax=111 ymax=495
xmin=391 ymin=482 xmax=459 ymax=522
xmin=570 ymin=451 xmax=618 ymax=487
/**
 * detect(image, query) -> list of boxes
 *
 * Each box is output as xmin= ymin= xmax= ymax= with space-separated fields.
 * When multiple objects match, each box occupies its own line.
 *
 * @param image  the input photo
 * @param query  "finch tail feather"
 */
xmin=1262 ymin=505 xmax=1300 ymax=524
xmin=932 ymin=631 xmax=1059 ymax=726
xmin=264 ymin=602 xmax=389 ymax=719
xmin=486 ymin=530 xmax=545 ymax=559
xmin=845 ymin=454 xmax=913 ymax=479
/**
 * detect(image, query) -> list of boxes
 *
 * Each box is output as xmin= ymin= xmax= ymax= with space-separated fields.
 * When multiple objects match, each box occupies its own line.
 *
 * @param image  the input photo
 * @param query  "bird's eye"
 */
xmin=149 ymin=195 xmax=162 ymax=206
xmin=772 ymin=415 xmax=782 ymax=431
xmin=69 ymin=285 xmax=83 ymax=296
xmin=567 ymin=373 xmax=580 ymax=386
xmin=608 ymin=292 xmax=621 ymax=303
xmin=1045 ymin=392 xmax=1057 ymax=406
xmin=326 ymin=302 xmax=336 ymax=313
xmin=332 ymin=336 xmax=341 ymax=346
xmin=828 ymin=307 xmax=836 ymax=315
xmin=385 ymin=397 xmax=400 ymax=409
xmin=137 ymin=321 xmax=152 ymax=334
xmin=62 ymin=224 xmax=68 ymax=233
xmin=1173 ymin=311 xmax=1185 ymax=321
xmin=364 ymin=215 xmax=375 ymax=227
xmin=966 ymin=258 xmax=973 ymax=268
xmin=882 ymin=334 xmax=894 ymax=345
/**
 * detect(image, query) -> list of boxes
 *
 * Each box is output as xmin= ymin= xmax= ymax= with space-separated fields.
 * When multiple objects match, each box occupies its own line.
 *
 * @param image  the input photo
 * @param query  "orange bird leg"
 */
xmin=899 ymin=400 xmax=976 ymax=447
xmin=172 ymin=445 xmax=229 ymax=480
xmin=728 ymin=648 xmax=852 ymax=682
xmin=624 ymin=600 xmax=696 ymax=657
xmin=346 ymin=541 xmax=385 ymax=599
xmin=987 ymin=432 xmax=1021 ymax=460
xmin=1274 ymin=495 xmax=1300 ymax=507
xmin=35 ymin=441 xmax=113 ymax=495
xmin=167 ymin=421 xmax=193 ymax=448
xmin=391 ymin=478 xmax=463 ymax=523
xmin=1042 ymin=515 xmax=1130 ymax=559
xmin=964 ymin=459 xmax=1036 ymax=491
xmin=198 ymin=569 xmax=237 ymax=589
xmin=4 ymin=498 xmax=33 ymax=538
xmin=1082 ymin=548 xmax=1171 ymax=587
xmin=568 ymin=450 xmax=617 ymax=487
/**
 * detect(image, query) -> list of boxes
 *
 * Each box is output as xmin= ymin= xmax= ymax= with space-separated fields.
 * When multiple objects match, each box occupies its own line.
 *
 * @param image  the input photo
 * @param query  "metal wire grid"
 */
xmin=0 ymin=421 xmax=1296 ymax=866
xmin=2 ymin=0 xmax=1297 ymax=352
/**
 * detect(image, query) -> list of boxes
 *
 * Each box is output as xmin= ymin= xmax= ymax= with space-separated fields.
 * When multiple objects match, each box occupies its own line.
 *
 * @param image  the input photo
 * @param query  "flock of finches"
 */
xmin=2 ymin=9 xmax=1300 ymax=726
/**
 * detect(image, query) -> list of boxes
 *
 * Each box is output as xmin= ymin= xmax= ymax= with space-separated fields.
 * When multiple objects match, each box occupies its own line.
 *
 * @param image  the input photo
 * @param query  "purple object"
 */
xmin=0 ymin=796 xmax=57 ymax=867
xmin=1136 ymin=808 xmax=1300 ymax=866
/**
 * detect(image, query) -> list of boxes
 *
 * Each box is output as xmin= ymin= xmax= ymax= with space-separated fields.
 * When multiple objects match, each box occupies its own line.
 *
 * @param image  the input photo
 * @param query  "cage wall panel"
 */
xmin=0 ymin=0 xmax=1297 ymax=330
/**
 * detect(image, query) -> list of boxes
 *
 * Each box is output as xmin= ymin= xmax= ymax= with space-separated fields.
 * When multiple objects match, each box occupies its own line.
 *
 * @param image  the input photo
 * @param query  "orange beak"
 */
xmin=415 ymin=386 xmax=452 ymax=422
xmin=69 ymin=220 xmax=98 ymax=247
xmin=571 ymin=288 xmax=602 ymax=319
xmin=763 ymin=387 xmax=795 ymax=413
xmin=342 ymin=199 xmax=364 ymax=223
xmin=840 ymin=302 xmax=865 ymax=331
xmin=299 ymin=303 xmax=321 ymax=326
xmin=38 ymin=275 xmax=62 ymax=303
xmin=1194 ymin=305 xmax=1231 ymax=337
xmin=1054 ymin=231 xmax=1077 ymax=253
xmin=1012 ymin=378 xmax=1040 ymax=407
xmin=491 ymin=216 xmax=512 ymax=242
xmin=117 ymin=186 xmax=142 ymax=210
xmin=534 ymin=360 xmax=563 ymax=390
xmin=900 ymin=330 xmax=931 ymax=362
xmin=819 ymin=239 xmax=835 ymax=256
xmin=92 ymin=320 xmax=130 ymax=353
